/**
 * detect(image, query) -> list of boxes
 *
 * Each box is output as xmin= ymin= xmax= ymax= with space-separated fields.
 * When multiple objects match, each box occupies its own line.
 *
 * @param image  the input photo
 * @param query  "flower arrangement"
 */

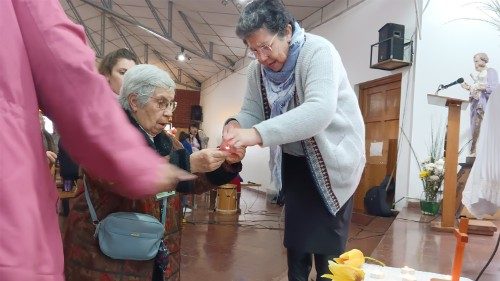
xmin=321 ymin=249 xmax=385 ymax=281
xmin=419 ymin=157 xmax=445 ymax=202
xmin=417 ymin=123 xmax=446 ymax=202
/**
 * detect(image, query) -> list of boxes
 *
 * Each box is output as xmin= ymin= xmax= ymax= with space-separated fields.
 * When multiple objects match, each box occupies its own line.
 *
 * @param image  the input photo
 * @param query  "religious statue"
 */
xmin=461 ymin=53 xmax=498 ymax=156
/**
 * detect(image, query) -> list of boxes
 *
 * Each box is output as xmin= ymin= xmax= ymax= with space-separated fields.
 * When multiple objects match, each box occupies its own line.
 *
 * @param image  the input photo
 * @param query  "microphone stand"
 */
xmin=436 ymin=84 xmax=445 ymax=95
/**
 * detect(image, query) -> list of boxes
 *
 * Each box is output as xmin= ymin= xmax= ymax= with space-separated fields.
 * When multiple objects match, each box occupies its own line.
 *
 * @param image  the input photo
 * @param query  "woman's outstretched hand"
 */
xmin=155 ymin=162 xmax=197 ymax=192
xmin=222 ymin=120 xmax=262 ymax=148
xmin=190 ymin=148 xmax=229 ymax=173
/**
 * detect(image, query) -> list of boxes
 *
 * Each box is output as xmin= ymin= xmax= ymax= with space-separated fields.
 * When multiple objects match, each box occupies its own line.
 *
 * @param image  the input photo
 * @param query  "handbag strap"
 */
xmin=83 ymin=175 xmax=167 ymax=225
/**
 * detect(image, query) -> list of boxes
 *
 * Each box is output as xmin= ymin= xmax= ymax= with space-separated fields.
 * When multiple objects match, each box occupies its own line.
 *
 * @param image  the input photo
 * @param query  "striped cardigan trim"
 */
xmin=301 ymin=137 xmax=341 ymax=214
xmin=259 ymin=73 xmax=271 ymax=120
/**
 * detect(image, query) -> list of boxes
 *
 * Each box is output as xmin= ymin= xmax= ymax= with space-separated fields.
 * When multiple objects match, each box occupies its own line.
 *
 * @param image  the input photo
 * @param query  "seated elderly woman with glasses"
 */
xmin=63 ymin=64 xmax=243 ymax=281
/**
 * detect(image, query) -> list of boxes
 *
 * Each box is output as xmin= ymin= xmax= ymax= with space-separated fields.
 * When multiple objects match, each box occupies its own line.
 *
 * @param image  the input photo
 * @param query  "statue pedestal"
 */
xmin=465 ymin=156 xmax=475 ymax=165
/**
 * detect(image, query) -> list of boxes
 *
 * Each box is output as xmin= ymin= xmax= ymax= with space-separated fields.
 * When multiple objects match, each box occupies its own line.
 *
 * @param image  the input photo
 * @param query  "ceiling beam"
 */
xmin=152 ymin=50 xmax=179 ymax=81
xmin=100 ymin=0 xmax=109 ymax=55
xmin=152 ymin=50 xmax=201 ymax=91
xmin=223 ymin=55 xmax=235 ymax=66
xmin=177 ymin=67 xmax=201 ymax=87
xmin=168 ymin=1 xmax=173 ymax=38
xmin=145 ymin=0 xmax=169 ymax=38
xmin=178 ymin=11 xmax=210 ymax=58
xmin=80 ymin=0 xmax=233 ymax=71
xmin=101 ymin=0 xmax=112 ymax=9
xmin=66 ymin=0 xmax=102 ymax=57
xmin=151 ymin=50 xmax=200 ymax=86
xmin=115 ymin=22 xmax=202 ymax=88
xmin=109 ymin=18 xmax=142 ymax=63
xmin=100 ymin=12 xmax=105 ymax=55
xmin=144 ymin=44 xmax=149 ymax=63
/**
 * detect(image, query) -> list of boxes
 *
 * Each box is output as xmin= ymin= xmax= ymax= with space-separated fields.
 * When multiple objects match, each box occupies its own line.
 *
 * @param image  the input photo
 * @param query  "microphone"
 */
xmin=441 ymin=77 xmax=464 ymax=89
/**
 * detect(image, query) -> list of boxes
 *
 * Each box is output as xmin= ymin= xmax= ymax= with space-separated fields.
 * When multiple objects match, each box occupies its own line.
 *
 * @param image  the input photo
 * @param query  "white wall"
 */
xmin=200 ymin=68 xmax=272 ymax=191
xmin=308 ymin=0 xmax=417 ymax=207
xmin=200 ymin=0 xmax=500 ymax=204
xmin=201 ymin=0 xmax=417 ymax=199
xmin=408 ymin=0 xmax=500 ymax=199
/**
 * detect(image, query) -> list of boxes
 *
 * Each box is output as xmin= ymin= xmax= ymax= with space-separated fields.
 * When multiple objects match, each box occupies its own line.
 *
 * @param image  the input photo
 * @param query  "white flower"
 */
xmin=422 ymin=157 xmax=431 ymax=164
xmin=429 ymin=175 xmax=440 ymax=181
xmin=424 ymin=163 xmax=436 ymax=171
xmin=435 ymin=166 xmax=444 ymax=174
xmin=436 ymin=159 xmax=445 ymax=166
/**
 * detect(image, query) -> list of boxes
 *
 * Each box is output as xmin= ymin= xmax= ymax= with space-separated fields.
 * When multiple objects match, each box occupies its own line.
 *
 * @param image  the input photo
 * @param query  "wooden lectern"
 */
xmin=427 ymin=94 xmax=468 ymax=230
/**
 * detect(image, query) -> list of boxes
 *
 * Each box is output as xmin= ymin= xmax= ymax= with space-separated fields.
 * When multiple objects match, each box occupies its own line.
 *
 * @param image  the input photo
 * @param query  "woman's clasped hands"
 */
xmin=222 ymin=120 xmax=262 ymax=149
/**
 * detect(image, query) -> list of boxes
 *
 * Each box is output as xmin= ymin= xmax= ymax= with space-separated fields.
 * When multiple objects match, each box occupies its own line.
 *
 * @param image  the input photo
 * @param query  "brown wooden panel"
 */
xmin=386 ymin=120 xmax=400 ymax=139
xmin=385 ymin=88 xmax=401 ymax=119
xmin=359 ymin=73 xmax=402 ymax=89
xmin=365 ymin=122 xmax=386 ymax=140
xmin=387 ymin=139 xmax=398 ymax=176
xmin=366 ymin=164 xmax=388 ymax=188
xmin=355 ymin=73 xmax=401 ymax=213
xmin=354 ymin=168 xmax=368 ymax=211
xmin=354 ymin=164 xmax=388 ymax=211
xmin=365 ymin=92 xmax=385 ymax=121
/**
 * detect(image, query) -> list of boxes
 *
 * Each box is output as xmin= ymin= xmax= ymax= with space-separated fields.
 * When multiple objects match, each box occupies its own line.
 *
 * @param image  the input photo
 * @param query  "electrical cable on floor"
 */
xmin=245 ymin=188 xmax=262 ymax=213
xmin=184 ymin=219 xmax=284 ymax=231
xmin=347 ymin=234 xmax=385 ymax=243
xmin=240 ymin=191 xmax=284 ymax=217
xmin=183 ymin=191 xmax=285 ymax=231
xmin=475 ymin=232 xmax=500 ymax=281
xmin=395 ymin=215 xmax=439 ymax=224
xmin=392 ymin=196 xmax=407 ymax=209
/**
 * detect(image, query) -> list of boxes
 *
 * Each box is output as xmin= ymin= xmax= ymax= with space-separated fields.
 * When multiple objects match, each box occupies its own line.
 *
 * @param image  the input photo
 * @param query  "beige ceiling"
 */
xmin=60 ymin=0 xmax=336 ymax=90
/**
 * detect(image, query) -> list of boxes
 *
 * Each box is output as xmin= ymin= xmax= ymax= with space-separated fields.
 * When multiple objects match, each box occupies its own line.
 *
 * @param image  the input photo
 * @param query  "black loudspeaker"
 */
xmin=378 ymin=23 xmax=405 ymax=62
xmin=378 ymin=37 xmax=404 ymax=62
xmin=378 ymin=23 xmax=405 ymax=41
xmin=191 ymin=105 xmax=203 ymax=122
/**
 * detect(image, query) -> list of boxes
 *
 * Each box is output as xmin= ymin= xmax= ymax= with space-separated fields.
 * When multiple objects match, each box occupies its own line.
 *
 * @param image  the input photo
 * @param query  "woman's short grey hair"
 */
xmin=474 ymin=52 xmax=489 ymax=63
xmin=118 ymin=64 xmax=175 ymax=111
xmin=236 ymin=0 xmax=295 ymax=41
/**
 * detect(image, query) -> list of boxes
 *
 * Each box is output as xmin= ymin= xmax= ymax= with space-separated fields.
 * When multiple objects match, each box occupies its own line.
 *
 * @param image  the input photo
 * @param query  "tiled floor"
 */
xmin=59 ymin=188 xmax=499 ymax=281
xmin=180 ymin=190 xmax=499 ymax=281
xmin=180 ymin=188 xmax=395 ymax=281
xmin=180 ymin=189 xmax=287 ymax=281
xmin=371 ymin=201 xmax=500 ymax=281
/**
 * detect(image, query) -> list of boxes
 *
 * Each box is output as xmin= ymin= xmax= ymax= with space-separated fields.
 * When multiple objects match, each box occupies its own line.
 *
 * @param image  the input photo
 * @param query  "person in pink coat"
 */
xmin=0 ymin=1 xmax=194 ymax=280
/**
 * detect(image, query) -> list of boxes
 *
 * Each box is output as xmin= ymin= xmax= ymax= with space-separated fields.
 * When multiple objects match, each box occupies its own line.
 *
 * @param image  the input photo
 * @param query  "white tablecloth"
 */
xmin=363 ymin=264 xmax=473 ymax=281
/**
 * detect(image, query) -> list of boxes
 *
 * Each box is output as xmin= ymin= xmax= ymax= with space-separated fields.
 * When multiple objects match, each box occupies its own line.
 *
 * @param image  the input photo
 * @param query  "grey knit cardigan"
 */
xmin=234 ymin=33 xmax=366 ymax=215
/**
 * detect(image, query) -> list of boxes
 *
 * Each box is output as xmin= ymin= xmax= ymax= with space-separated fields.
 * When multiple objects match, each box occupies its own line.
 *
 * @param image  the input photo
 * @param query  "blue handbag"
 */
xmin=83 ymin=176 xmax=168 ymax=261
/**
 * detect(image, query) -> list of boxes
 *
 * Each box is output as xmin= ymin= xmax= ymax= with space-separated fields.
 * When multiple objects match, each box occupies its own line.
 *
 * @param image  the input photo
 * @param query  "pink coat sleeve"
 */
xmin=13 ymin=0 xmax=163 ymax=198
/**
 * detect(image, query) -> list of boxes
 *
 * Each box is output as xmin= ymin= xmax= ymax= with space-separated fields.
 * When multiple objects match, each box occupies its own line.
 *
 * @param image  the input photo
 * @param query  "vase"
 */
xmin=420 ymin=192 xmax=441 ymax=216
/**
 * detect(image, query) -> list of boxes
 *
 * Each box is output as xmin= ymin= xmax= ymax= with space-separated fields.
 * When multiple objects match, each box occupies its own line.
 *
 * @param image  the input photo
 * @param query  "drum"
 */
xmin=216 ymin=184 xmax=237 ymax=214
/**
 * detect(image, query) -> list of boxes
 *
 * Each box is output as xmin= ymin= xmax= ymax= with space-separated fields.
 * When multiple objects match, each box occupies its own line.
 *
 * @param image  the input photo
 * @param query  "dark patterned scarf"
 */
xmin=125 ymin=110 xmax=192 ymax=193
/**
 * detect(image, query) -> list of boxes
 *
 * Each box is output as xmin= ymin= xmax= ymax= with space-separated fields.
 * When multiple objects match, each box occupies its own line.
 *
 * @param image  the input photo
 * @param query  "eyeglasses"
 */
xmin=247 ymin=33 xmax=278 ymax=59
xmin=150 ymin=97 xmax=177 ymax=112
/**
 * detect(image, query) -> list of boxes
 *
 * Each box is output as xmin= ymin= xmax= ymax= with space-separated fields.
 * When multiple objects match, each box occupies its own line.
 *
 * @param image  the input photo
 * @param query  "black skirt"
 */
xmin=282 ymin=153 xmax=353 ymax=254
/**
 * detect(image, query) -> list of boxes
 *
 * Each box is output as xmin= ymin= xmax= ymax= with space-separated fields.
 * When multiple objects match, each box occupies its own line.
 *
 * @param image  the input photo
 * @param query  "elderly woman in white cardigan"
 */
xmin=222 ymin=0 xmax=365 ymax=280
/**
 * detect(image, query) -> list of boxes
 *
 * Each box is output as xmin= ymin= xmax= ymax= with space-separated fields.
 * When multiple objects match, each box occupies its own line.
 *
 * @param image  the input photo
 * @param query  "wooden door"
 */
xmin=354 ymin=74 xmax=401 ymax=212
